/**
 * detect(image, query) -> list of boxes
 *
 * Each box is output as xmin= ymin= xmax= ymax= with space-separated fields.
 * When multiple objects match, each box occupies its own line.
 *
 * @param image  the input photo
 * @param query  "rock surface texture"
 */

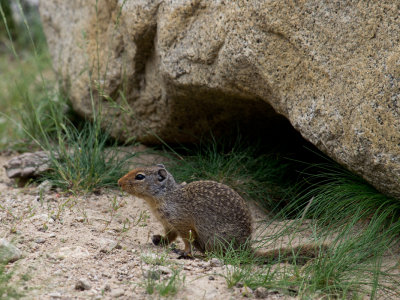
xmin=4 ymin=151 xmax=53 ymax=179
xmin=0 ymin=239 xmax=22 ymax=263
xmin=39 ymin=1 xmax=400 ymax=198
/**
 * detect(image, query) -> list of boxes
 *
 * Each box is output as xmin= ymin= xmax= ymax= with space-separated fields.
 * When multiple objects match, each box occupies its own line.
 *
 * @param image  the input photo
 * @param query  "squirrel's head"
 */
xmin=118 ymin=164 xmax=177 ymax=199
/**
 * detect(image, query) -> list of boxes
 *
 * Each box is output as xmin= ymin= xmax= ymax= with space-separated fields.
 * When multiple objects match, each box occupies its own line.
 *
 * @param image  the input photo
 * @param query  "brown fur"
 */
xmin=118 ymin=165 xmax=327 ymax=260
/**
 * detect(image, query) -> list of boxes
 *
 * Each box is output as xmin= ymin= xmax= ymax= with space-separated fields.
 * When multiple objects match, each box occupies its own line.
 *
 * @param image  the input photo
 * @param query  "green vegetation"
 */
xmin=141 ymin=251 xmax=169 ymax=266
xmin=0 ymin=0 xmax=53 ymax=151
xmin=208 ymin=242 xmax=275 ymax=290
xmin=0 ymin=1 xmax=135 ymax=193
xmin=0 ymin=2 xmax=45 ymax=297
xmin=140 ymin=252 xmax=185 ymax=297
xmin=165 ymin=140 xmax=295 ymax=211
xmin=0 ymin=264 xmax=22 ymax=299
xmin=39 ymin=120 xmax=135 ymax=193
xmin=154 ymin=268 xmax=185 ymax=297
xmin=0 ymin=0 xmax=15 ymax=41
xmin=276 ymin=160 xmax=400 ymax=297
xmin=168 ymin=142 xmax=400 ymax=298
xmin=286 ymin=158 xmax=400 ymax=230
xmin=208 ymin=238 xmax=394 ymax=298
xmin=1 ymin=1 xmax=400 ymax=299
xmin=0 ymin=0 xmax=46 ymax=51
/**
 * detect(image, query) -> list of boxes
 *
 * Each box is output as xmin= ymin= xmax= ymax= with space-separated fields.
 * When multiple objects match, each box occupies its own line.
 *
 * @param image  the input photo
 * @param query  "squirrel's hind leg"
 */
xmin=174 ymin=238 xmax=194 ymax=259
xmin=173 ymin=229 xmax=200 ymax=259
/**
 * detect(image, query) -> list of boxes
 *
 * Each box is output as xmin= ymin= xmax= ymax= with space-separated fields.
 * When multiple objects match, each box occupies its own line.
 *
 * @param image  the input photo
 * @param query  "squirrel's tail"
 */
xmin=253 ymin=242 xmax=329 ymax=265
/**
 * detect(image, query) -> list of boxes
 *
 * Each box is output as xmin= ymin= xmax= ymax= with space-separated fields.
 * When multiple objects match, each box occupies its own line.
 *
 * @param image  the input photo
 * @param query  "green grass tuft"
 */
xmin=165 ymin=139 xmax=296 ymax=210
xmin=142 ymin=266 xmax=185 ymax=297
xmin=0 ymin=1 xmax=55 ymax=151
xmin=209 ymin=244 xmax=274 ymax=290
xmin=2 ymin=1 xmax=400 ymax=298
xmin=155 ymin=268 xmax=185 ymax=297
xmin=1 ymin=1 xmax=135 ymax=193
xmin=0 ymin=264 xmax=22 ymax=299
xmin=286 ymin=159 xmax=400 ymax=225
xmin=268 ymin=159 xmax=400 ymax=298
xmin=40 ymin=120 xmax=136 ymax=193
xmin=169 ymin=141 xmax=400 ymax=298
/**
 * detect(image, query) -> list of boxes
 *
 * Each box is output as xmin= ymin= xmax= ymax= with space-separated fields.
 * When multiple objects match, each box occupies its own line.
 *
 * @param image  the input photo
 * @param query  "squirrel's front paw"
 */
xmin=152 ymin=234 xmax=163 ymax=246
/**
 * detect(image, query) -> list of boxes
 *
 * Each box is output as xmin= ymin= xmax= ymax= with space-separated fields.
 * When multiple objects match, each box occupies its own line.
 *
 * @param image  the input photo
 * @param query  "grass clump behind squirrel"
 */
xmin=118 ymin=164 xmax=326 ymax=261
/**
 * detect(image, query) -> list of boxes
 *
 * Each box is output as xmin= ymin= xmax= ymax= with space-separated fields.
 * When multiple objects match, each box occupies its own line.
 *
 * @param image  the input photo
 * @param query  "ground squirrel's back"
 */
xmin=179 ymin=180 xmax=252 ymax=251
xmin=118 ymin=165 xmax=252 ymax=256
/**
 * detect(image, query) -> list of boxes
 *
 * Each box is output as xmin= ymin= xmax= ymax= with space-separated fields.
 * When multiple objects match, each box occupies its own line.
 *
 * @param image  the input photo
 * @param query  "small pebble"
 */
xmin=208 ymin=276 xmax=215 ymax=280
xmin=37 ymin=180 xmax=52 ymax=193
xmin=75 ymin=278 xmax=91 ymax=291
xmin=158 ymin=266 xmax=171 ymax=274
xmin=110 ymin=288 xmax=125 ymax=298
xmin=254 ymin=287 xmax=275 ymax=298
xmin=46 ymin=253 xmax=57 ymax=260
xmin=236 ymin=282 xmax=244 ymax=288
xmin=49 ymin=292 xmax=62 ymax=299
xmin=99 ymin=238 xmax=118 ymax=253
xmin=75 ymin=216 xmax=85 ymax=223
xmin=38 ymin=226 xmax=48 ymax=232
xmin=0 ymin=239 xmax=22 ymax=262
xmin=53 ymin=269 xmax=63 ymax=276
xmin=35 ymin=238 xmax=46 ymax=244
xmin=241 ymin=286 xmax=253 ymax=298
xmin=209 ymin=258 xmax=223 ymax=267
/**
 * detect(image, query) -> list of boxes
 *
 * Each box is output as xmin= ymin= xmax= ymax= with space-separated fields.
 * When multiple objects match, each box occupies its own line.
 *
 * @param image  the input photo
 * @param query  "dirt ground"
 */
xmin=0 ymin=154 xmax=298 ymax=300
xmin=1 ymin=152 xmax=399 ymax=300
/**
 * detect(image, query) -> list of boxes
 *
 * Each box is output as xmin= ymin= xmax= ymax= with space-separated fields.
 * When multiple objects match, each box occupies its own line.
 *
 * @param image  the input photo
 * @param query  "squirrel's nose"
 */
xmin=118 ymin=179 xmax=122 ymax=187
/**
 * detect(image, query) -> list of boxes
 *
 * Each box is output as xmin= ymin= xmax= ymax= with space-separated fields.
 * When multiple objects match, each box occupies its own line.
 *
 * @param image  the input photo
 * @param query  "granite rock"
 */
xmin=39 ymin=0 xmax=400 ymax=198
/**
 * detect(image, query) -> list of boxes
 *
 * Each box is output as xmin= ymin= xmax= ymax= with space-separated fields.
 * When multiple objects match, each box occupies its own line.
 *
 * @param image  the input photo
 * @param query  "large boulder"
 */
xmin=39 ymin=0 xmax=400 ymax=199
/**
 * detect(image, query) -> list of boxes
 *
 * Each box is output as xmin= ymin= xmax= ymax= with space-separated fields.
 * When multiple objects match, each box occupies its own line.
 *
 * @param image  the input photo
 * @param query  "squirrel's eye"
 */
xmin=135 ymin=174 xmax=145 ymax=180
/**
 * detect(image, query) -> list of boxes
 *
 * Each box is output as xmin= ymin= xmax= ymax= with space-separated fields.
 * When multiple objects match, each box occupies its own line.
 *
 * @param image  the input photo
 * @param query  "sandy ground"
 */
xmin=0 ymin=154 xmax=298 ymax=300
xmin=1 ymin=152 xmax=399 ymax=300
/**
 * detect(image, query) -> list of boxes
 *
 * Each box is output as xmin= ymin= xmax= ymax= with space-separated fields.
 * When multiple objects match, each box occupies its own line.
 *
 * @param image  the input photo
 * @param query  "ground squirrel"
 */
xmin=118 ymin=165 xmax=326 ymax=261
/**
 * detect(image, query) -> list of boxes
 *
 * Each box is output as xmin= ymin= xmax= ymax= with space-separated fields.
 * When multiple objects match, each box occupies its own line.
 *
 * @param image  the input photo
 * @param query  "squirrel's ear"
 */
xmin=158 ymin=169 xmax=167 ymax=182
xmin=156 ymin=164 xmax=165 ymax=169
